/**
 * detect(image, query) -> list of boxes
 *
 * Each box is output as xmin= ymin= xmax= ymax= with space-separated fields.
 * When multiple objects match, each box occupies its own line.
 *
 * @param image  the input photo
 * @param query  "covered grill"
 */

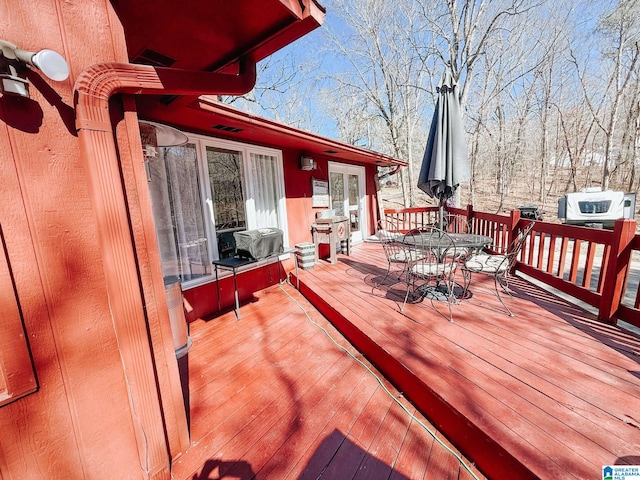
xmin=234 ymin=228 xmax=284 ymax=260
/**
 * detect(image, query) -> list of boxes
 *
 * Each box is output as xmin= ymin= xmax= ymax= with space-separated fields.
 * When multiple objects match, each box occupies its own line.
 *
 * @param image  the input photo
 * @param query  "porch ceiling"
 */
xmin=111 ymin=0 xmax=325 ymax=73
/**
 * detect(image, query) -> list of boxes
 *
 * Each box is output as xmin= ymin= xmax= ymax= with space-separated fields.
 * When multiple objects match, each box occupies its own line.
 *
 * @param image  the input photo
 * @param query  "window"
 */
xmin=578 ymin=200 xmax=612 ymax=214
xmin=147 ymin=135 xmax=288 ymax=288
xmin=206 ymin=146 xmax=247 ymax=259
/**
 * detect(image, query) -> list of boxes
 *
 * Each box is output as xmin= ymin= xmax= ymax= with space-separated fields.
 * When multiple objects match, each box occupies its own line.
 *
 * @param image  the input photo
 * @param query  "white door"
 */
xmin=328 ymin=162 xmax=366 ymax=243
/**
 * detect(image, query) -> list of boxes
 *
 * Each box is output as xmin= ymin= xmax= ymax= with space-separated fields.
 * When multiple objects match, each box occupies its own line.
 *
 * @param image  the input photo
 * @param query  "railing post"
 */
xmin=598 ymin=218 xmax=636 ymax=324
xmin=466 ymin=204 xmax=474 ymax=223
xmin=508 ymin=209 xmax=521 ymax=253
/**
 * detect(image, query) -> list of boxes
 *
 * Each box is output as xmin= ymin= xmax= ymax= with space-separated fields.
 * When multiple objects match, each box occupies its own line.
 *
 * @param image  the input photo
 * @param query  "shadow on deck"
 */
xmin=291 ymin=241 xmax=640 ymax=480
xmin=171 ymin=276 xmax=485 ymax=479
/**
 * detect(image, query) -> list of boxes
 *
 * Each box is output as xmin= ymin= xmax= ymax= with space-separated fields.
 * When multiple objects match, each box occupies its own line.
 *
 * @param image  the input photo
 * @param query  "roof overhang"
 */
xmin=110 ymin=0 xmax=404 ymax=168
xmin=139 ymin=97 xmax=407 ymax=168
xmin=201 ymin=99 xmax=407 ymax=168
xmin=111 ymin=0 xmax=325 ymax=71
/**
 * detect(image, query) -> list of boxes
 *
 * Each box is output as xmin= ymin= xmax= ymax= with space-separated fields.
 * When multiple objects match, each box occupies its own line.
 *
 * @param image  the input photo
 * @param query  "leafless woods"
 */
xmin=229 ymin=0 xmax=640 ymax=214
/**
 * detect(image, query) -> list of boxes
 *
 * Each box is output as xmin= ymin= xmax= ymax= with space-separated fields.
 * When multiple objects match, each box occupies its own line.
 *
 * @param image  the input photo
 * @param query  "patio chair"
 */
xmin=372 ymin=220 xmax=420 ymax=292
xmin=460 ymin=221 xmax=536 ymax=317
xmin=440 ymin=212 xmax=478 ymax=261
xmin=401 ymin=227 xmax=459 ymax=322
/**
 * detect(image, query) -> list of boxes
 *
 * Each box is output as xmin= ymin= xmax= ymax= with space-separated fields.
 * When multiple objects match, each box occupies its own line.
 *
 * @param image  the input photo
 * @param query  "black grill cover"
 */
xmin=234 ymin=228 xmax=284 ymax=259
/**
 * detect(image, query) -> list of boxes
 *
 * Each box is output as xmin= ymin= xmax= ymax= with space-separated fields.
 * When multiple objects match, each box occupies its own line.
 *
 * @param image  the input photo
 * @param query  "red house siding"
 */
xmin=181 ymin=148 xmax=382 ymax=322
xmin=0 ymin=2 xmax=160 ymax=478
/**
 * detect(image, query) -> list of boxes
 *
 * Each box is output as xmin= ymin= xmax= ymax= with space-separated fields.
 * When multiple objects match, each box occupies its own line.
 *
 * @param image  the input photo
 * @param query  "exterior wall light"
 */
xmin=0 ymin=65 xmax=30 ymax=97
xmin=0 ymin=39 xmax=69 ymax=98
xmin=300 ymin=155 xmax=316 ymax=171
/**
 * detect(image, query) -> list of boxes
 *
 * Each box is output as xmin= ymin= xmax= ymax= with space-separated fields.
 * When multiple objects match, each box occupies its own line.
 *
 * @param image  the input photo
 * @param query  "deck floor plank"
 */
xmin=171 ymin=280 xmax=483 ymax=480
xmin=172 ymin=240 xmax=640 ymax=479
xmin=194 ymin=332 xmax=353 ymax=455
xmin=453 ymin=308 xmax=640 ymax=423
xmin=221 ymin=357 xmax=363 ymax=479
xmin=297 ymin=267 xmax=592 ymax=478
xmin=188 ymin=313 xmax=335 ymax=441
xmin=298 ymin=386 xmax=393 ymax=480
xmin=358 ymin=276 xmax=624 ymax=470
xmin=293 ymin=242 xmax=640 ymax=479
xmin=261 ymin=373 xmax=376 ymax=479
xmin=424 ymin=439 xmax=466 ymax=480
xmin=397 ymin=295 xmax=640 ymax=454
xmin=388 ymin=415 xmax=433 ymax=480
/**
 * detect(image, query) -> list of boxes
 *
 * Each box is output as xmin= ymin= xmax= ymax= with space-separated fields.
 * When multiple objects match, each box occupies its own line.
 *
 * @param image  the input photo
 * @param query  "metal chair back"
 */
xmin=461 ymin=221 xmax=536 ymax=316
xmin=400 ymin=226 xmax=459 ymax=321
xmin=372 ymin=220 xmax=414 ymax=291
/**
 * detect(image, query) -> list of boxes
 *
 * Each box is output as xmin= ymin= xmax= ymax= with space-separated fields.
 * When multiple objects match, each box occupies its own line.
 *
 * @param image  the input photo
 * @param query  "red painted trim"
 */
xmin=196 ymin=99 xmax=406 ymax=168
xmin=617 ymin=305 xmax=640 ymax=328
xmin=518 ymin=263 xmax=601 ymax=307
xmin=75 ymin=60 xmax=257 ymax=132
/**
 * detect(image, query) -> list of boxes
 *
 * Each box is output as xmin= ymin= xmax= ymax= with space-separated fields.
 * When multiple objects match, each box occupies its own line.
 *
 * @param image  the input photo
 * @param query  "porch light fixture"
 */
xmin=138 ymin=120 xmax=189 ymax=149
xmin=0 ymin=39 xmax=69 ymax=98
xmin=300 ymin=155 xmax=316 ymax=171
xmin=0 ymin=67 xmax=30 ymax=97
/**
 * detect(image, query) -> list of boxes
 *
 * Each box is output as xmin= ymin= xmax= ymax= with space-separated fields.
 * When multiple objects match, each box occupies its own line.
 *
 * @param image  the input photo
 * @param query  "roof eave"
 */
xmin=196 ymin=98 xmax=407 ymax=168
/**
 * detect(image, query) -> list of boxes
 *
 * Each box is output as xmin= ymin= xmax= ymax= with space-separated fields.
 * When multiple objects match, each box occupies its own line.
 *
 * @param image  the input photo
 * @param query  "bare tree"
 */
xmin=617 ymin=81 xmax=640 ymax=190
xmin=317 ymin=0 xmax=435 ymax=207
xmin=574 ymin=0 xmax=640 ymax=190
xmin=630 ymin=95 xmax=640 ymax=191
xmin=220 ymin=48 xmax=327 ymax=131
xmin=224 ymin=0 xmax=640 ymax=219
xmin=530 ymin=9 xmax=575 ymax=208
xmin=414 ymin=0 xmax=542 ymax=106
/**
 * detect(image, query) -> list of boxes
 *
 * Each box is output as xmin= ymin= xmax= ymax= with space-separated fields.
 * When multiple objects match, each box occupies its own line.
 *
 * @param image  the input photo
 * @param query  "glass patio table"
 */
xmin=401 ymin=231 xmax=493 ymax=300
xmin=401 ymin=232 xmax=493 ymax=258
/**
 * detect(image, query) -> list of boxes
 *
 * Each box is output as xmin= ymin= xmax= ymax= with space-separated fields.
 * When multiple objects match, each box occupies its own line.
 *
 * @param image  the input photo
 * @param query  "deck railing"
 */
xmin=382 ymin=206 xmax=639 ymax=328
xmin=382 ymin=207 xmax=440 ymax=232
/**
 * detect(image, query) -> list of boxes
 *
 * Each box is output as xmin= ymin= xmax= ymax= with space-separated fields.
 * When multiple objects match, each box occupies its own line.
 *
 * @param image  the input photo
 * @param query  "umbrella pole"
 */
xmin=438 ymin=196 xmax=444 ymax=230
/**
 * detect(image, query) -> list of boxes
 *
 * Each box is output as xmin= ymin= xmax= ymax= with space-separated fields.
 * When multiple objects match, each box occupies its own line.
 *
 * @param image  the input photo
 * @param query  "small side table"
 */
xmin=212 ymin=256 xmax=256 ymax=319
xmin=213 ymin=248 xmax=298 ymax=319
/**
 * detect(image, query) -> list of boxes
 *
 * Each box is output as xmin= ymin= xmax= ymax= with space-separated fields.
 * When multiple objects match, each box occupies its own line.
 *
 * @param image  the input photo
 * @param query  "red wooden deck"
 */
xmin=291 ymin=242 xmax=640 ymax=479
xmin=171 ymin=282 xmax=484 ymax=479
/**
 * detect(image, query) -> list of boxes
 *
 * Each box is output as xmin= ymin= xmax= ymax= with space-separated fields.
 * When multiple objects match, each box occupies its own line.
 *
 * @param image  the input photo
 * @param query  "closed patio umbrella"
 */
xmin=418 ymin=69 xmax=470 ymax=229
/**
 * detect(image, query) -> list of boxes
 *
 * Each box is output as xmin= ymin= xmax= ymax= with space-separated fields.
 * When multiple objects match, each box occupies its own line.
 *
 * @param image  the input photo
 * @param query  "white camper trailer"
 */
xmin=557 ymin=187 xmax=636 ymax=229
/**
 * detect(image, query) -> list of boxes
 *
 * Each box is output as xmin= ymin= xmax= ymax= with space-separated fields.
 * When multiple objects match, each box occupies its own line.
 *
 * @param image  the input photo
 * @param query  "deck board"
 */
xmin=267 ymin=374 xmax=376 ymax=479
xmin=292 ymin=242 xmax=640 ymax=479
xmin=388 ymin=415 xmax=432 ymax=480
xmin=171 ymin=281 xmax=482 ymax=480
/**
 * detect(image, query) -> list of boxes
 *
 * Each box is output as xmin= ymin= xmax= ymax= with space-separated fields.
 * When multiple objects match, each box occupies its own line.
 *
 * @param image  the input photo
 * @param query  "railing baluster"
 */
xmin=597 ymin=244 xmax=611 ymax=294
xmin=569 ymin=239 xmax=581 ymax=284
xmin=547 ymin=235 xmax=557 ymax=274
xmin=382 ymin=207 xmax=638 ymax=325
xmin=582 ymin=242 xmax=596 ymax=289
xmin=557 ymin=237 xmax=569 ymax=278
